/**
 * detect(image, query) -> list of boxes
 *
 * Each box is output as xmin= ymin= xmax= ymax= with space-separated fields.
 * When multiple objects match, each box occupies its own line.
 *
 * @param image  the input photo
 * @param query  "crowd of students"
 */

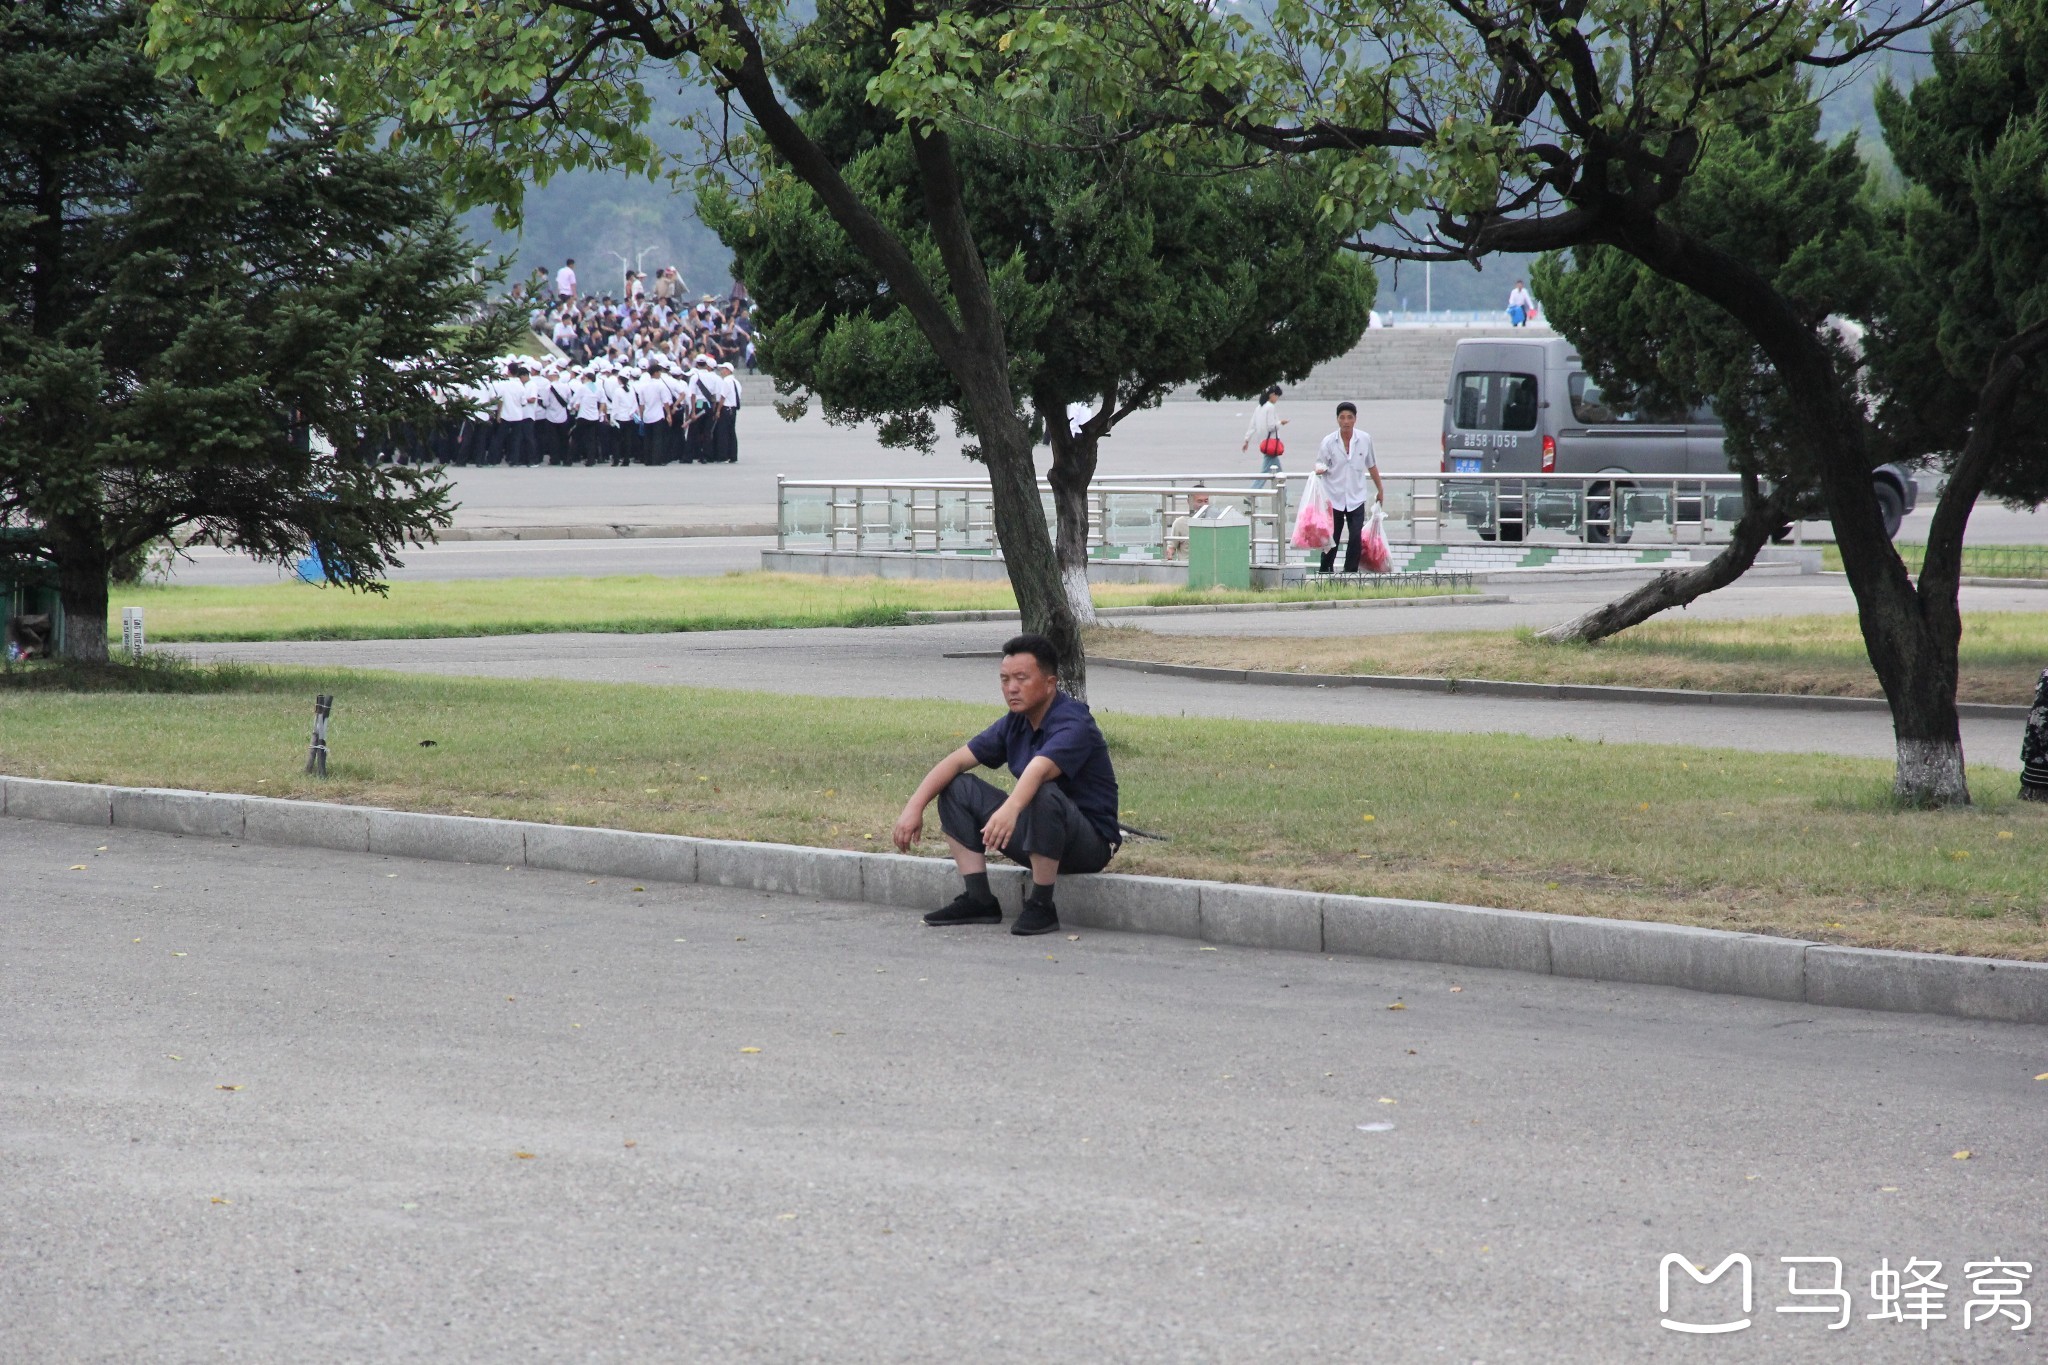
xmin=380 ymin=261 xmax=753 ymax=466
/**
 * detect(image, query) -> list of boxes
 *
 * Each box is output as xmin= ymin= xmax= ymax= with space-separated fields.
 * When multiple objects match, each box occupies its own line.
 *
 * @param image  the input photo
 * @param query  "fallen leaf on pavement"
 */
xmin=623 ymin=1140 xmax=637 ymax=1148
xmin=210 ymin=1197 xmax=231 ymax=1205
xmin=1387 ymin=1002 xmax=1406 ymax=1011
xmin=514 ymin=1152 xmax=536 ymax=1160
xmin=1066 ymin=935 xmax=1079 ymax=941
xmin=1378 ymin=1097 xmax=1397 ymax=1104
xmin=1449 ymin=986 xmax=1463 ymax=993
xmin=1954 ymin=1150 xmax=1972 ymax=1160
xmin=165 ymin=1054 xmax=182 ymax=1061
xmin=740 ymin=1047 xmax=762 ymax=1054
xmin=69 ymin=865 xmax=87 ymax=871
xmin=216 ymin=1084 xmax=242 ymax=1091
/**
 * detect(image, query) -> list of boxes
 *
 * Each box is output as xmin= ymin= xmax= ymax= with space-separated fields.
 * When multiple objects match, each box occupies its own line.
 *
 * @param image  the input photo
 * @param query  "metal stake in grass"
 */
xmin=306 ymin=694 xmax=333 ymax=778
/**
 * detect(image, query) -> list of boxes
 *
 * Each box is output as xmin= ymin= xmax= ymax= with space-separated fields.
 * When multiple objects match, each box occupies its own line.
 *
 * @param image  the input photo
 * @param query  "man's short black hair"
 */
xmin=1336 ymin=400 xmax=1358 ymax=416
xmin=1001 ymin=633 xmax=1060 ymax=676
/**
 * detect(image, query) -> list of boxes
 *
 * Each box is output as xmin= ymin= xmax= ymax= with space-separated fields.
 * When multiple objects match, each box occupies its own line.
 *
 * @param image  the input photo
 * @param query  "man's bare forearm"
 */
xmin=905 ymin=747 xmax=978 ymax=814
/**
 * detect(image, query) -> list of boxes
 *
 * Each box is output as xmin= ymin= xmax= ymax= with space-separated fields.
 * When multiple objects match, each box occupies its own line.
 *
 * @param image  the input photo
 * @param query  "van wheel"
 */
xmin=1586 ymin=481 xmax=1633 ymax=545
xmin=1875 ymin=482 xmax=1905 ymax=540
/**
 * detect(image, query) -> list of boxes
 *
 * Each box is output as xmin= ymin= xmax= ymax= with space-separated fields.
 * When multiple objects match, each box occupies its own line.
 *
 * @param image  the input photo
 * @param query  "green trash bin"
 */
xmin=1 ymin=531 xmax=65 ymax=661
xmin=1187 ymin=504 xmax=1251 ymax=590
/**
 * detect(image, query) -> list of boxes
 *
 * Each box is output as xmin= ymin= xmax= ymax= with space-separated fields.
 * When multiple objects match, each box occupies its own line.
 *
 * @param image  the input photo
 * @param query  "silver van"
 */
xmin=1440 ymin=335 xmax=1916 ymax=542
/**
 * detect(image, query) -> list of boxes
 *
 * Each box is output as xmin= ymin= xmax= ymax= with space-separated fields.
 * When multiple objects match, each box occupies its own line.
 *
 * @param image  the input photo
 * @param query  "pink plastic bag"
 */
xmin=1291 ymin=474 xmax=1334 ymax=550
xmin=1359 ymin=502 xmax=1392 ymax=573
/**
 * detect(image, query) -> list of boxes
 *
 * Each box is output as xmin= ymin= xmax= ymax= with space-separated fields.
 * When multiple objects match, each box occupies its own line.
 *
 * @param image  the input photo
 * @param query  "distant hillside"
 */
xmin=461 ymin=41 xmax=1936 ymax=309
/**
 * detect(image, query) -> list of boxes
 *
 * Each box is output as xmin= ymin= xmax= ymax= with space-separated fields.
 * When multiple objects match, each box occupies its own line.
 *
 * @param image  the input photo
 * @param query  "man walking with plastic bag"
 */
xmin=1314 ymin=401 xmax=1384 ymax=573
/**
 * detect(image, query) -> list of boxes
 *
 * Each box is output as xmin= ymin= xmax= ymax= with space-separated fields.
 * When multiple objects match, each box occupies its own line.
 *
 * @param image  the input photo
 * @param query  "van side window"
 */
xmin=1454 ymin=372 xmax=1538 ymax=431
xmin=1569 ymin=372 xmax=1699 ymax=424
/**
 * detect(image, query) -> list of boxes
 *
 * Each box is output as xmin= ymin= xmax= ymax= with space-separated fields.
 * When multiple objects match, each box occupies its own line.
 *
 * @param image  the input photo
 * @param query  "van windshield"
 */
xmin=1454 ymin=372 xmax=1538 ymax=431
xmin=1568 ymin=373 xmax=1706 ymax=424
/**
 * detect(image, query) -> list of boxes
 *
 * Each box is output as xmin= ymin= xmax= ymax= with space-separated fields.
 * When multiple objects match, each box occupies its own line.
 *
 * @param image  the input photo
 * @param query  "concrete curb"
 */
xmin=1086 ymin=657 xmax=2032 ymax=721
xmin=436 ymin=523 xmax=776 ymax=542
xmin=906 ymin=594 xmax=1508 ymax=624
xmin=1822 ymin=572 xmax=2048 ymax=591
xmin=6 ymin=776 xmax=2044 ymax=1026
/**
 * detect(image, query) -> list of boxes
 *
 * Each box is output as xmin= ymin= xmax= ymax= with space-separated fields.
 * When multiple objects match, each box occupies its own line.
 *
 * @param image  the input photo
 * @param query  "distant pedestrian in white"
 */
xmin=1241 ymin=385 xmax=1288 ymax=483
xmin=556 ymin=258 xmax=577 ymax=301
xmin=1313 ymin=401 xmax=1385 ymax=574
xmin=1507 ymin=280 xmax=1534 ymax=327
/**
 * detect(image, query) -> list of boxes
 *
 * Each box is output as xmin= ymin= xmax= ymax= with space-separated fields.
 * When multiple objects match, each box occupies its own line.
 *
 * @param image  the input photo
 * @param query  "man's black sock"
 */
xmin=1025 ymin=882 xmax=1056 ymax=909
xmin=964 ymin=871 xmax=996 ymax=905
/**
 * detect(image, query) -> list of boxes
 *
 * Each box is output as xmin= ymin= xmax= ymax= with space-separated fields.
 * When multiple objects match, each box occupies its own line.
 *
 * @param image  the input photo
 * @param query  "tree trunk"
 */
xmin=55 ymin=550 xmax=110 ymax=664
xmin=1039 ymin=393 xmax=1101 ymax=630
xmin=718 ymin=21 xmax=1084 ymax=695
xmin=1537 ymin=478 xmax=1802 ymax=643
xmin=1608 ymin=218 xmax=1981 ymax=804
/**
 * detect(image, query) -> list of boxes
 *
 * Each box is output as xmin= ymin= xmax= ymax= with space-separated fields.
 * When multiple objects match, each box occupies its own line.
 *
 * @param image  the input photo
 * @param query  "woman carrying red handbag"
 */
xmin=1241 ymin=385 xmax=1288 ymax=485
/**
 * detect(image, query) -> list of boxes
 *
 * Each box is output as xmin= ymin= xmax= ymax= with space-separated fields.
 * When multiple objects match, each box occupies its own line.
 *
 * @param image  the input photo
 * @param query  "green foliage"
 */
xmin=699 ymin=8 xmax=1373 ymax=452
xmin=1866 ymin=0 xmax=2048 ymax=504
xmin=1531 ymin=93 xmax=1881 ymax=478
xmin=1 ymin=0 xmax=513 ymax=652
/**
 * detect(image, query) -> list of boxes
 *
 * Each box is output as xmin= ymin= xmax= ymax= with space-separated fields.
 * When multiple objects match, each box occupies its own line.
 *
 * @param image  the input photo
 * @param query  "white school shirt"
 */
xmin=556 ymin=264 xmax=577 ymax=297
xmin=573 ymin=379 xmax=606 ymax=422
xmin=1316 ymin=428 xmax=1377 ymax=511
xmin=493 ymin=376 xmax=530 ymax=422
xmin=633 ymin=374 xmax=669 ymax=423
xmin=598 ymin=374 xmax=631 ymax=422
xmin=539 ymin=379 xmax=571 ymax=424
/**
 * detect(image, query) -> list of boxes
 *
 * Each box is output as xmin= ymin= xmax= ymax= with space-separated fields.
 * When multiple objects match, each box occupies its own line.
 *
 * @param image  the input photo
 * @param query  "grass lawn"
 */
xmin=1819 ymin=542 xmax=2048 ymax=580
xmin=1089 ymin=611 xmax=2048 ymax=705
xmin=120 ymin=573 xmax=1463 ymax=643
xmin=3 ymin=662 xmax=2044 ymax=960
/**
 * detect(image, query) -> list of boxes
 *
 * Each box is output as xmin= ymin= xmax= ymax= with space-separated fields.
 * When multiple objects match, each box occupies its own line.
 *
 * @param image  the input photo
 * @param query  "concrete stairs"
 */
xmin=1170 ymin=324 xmax=1555 ymax=404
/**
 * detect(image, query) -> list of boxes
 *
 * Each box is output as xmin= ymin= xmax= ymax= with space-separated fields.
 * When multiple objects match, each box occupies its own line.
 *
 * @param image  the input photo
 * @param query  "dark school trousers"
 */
xmin=936 ymin=772 xmax=1113 ymax=877
xmin=1320 ymin=502 xmax=1367 ymax=574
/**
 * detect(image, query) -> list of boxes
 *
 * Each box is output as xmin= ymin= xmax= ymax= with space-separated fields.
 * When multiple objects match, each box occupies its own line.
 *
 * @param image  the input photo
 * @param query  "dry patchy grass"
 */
xmin=1089 ymin=611 xmax=2048 ymax=704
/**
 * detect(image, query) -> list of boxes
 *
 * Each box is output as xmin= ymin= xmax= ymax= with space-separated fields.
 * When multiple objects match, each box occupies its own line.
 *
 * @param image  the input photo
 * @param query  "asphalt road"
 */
xmin=3 ymin=821 xmax=2041 ymax=1363
xmin=179 ymin=617 xmax=2028 ymax=766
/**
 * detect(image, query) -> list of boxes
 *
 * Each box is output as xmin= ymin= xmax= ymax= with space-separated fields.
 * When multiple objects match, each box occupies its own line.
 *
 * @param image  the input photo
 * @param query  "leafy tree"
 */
xmin=152 ymin=0 xmax=1325 ymax=695
xmin=699 ymin=22 xmax=1373 ymax=623
xmin=2 ymin=0 xmax=509 ymax=662
xmin=891 ymin=0 xmax=2025 ymax=803
xmin=1526 ymin=93 xmax=1880 ymax=642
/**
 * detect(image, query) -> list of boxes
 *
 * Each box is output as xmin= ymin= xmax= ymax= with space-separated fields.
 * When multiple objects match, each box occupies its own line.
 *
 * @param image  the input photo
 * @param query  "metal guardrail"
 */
xmin=775 ymin=472 xmax=1773 ymax=563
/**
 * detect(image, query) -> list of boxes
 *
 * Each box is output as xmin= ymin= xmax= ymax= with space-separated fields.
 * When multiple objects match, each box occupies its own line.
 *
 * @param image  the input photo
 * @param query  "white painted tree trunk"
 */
xmin=1893 ymin=738 xmax=1970 ymax=807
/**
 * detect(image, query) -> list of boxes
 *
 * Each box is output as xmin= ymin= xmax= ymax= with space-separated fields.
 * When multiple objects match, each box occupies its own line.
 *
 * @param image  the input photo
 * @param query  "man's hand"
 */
xmin=981 ymin=799 xmax=1022 ymax=853
xmin=891 ymin=805 xmax=924 ymax=853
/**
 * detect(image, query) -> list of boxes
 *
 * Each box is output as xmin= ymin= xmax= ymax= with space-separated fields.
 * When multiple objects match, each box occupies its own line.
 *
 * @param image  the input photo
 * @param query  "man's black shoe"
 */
xmin=1010 ymin=900 xmax=1060 ymax=936
xmin=923 ymin=893 xmax=1002 ymax=927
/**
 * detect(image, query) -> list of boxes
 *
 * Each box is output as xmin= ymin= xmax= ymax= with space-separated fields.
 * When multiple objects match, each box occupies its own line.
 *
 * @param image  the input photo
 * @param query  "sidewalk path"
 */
xmin=183 ymin=621 xmax=2026 ymax=765
xmin=5 ymin=821 xmax=2041 ymax=1361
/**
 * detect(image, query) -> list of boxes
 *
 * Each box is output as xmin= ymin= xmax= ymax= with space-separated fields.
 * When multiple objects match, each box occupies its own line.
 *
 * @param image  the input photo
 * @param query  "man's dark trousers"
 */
xmin=937 ymin=773 xmax=1113 ymax=875
xmin=1319 ymin=503 xmax=1366 ymax=573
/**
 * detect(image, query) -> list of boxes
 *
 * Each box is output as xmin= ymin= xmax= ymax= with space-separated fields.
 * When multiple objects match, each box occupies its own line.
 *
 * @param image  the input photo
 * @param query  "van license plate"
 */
xmin=1452 ymin=457 xmax=1483 ymax=473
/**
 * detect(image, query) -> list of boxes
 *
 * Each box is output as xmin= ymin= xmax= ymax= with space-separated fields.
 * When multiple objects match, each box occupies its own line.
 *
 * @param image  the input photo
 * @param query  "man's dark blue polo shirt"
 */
xmin=968 ymin=692 xmax=1121 ymax=845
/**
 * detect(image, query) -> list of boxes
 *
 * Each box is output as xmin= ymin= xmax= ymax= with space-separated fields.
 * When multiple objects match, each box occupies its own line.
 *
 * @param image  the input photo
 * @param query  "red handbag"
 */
xmin=1258 ymin=435 xmax=1284 ymax=457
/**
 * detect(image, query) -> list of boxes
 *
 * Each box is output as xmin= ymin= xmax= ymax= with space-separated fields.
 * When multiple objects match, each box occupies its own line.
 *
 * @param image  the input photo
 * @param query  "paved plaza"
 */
xmin=3 ymin=821 xmax=2044 ymax=1362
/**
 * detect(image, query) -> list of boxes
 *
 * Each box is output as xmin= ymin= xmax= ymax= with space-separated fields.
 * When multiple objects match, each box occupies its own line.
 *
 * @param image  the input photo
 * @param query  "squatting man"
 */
xmin=892 ymin=634 xmax=1121 ymax=937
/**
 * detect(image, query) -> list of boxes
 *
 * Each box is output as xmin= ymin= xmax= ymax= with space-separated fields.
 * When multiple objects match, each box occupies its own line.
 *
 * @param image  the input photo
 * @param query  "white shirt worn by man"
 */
xmin=556 ymin=264 xmax=576 ymax=298
xmin=633 ymin=373 xmax=669 ymax=425
xmin=493 ymin=375 xmax=531 ymax=423
xmin=539 ymin=375 xmax=571 ymax=425
xmin=1507 ymin=285 xmax=1534 ymax=311
xmin=573 ymin=377 xmax=606 ymax=422
xmin=1316 ymin=427 xmax=1377 ymax=511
